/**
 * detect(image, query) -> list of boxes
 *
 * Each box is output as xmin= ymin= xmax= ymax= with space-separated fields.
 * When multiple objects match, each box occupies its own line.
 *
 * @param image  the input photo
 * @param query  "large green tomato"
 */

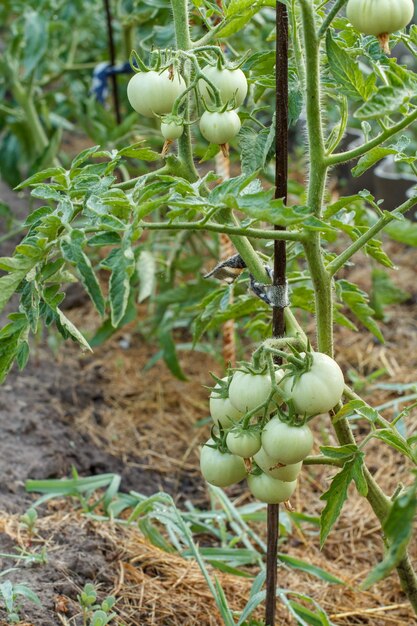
xmin=200 ymin=439 xmax=247 ymax=487
xmin=199 ymin=110 xmax=241 ymax=146
xmin=226 ymin=428 xmax=261 ymax=458
xmin=228 ymin=369 xmax=283 ymax=416
xmin=346 ymin=0 xmax=413 ymax=36
xmin=281 ymin=352 xmax=344 ymax=416
xmin=261 ymin=418 xmax=313 ymax=465
xmin=248 ymin=472 xmax=297 ymax=504
xmin=209 ymin=377 xmax=243 ymax=428
xmin=127 ymin=70 xmax=186 ymax=118
xmin=199 ymin=65 xmax=248 ymax=107
xmin=253 ymin=447 xmax=302 ymax=482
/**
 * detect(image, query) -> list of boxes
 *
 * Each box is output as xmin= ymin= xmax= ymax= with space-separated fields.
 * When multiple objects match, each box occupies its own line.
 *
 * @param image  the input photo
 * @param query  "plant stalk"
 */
xmin=298 ymin=0 xmax=417 ymax=613
xmin=171 ymin=0 xmax=199 ymax=181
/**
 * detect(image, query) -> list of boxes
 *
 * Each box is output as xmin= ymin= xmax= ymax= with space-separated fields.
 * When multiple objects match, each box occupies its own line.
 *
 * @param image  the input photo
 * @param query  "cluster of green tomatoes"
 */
xmin=127 ymin=55 xmax=247 ymax=155
xmin=201 ymin=352 xmax=345 ymax=505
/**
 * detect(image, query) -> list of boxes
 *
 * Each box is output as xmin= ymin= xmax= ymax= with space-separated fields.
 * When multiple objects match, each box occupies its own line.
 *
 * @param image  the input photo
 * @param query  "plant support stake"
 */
xmin=266 ymin=2 xmax=289 ymax=625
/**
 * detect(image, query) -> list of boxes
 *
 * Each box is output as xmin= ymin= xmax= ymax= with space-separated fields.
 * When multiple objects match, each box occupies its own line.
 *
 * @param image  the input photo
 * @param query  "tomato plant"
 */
xmin=2 ymin=0 xmax=417 ymax=622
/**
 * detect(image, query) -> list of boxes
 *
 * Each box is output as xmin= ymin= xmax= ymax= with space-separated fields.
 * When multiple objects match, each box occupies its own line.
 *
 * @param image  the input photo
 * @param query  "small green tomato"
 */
xmin=226 ymin=428 xmax=261 ymax=458
xmin=161 ymin=121 xmax=184 ymax=141
xmin=253 ymin=447 xmax=302 ymax=482
xmin=261 ymin=418 xmax=313 ymax=465
xmin=200 ymin=438 xmax=247 ymax=487
xmin=247 ymin=472 xmax=297 ymax=504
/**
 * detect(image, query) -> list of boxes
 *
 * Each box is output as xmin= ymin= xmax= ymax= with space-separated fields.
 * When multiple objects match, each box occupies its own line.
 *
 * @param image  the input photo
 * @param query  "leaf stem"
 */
xmin=327 ymin=195 xmax=417 ymax=276
xmin=326 ymin=107 xmax=417 ymax=166
xmin=318 ymin=0 xmax=349 ymax=38
xmin=140 ymin=220 xmax=303 ymax=243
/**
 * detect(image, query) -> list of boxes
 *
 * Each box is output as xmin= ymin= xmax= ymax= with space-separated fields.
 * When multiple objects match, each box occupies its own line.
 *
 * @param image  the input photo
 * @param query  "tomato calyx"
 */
xmin=209 ymin=424 xmax=229 ymax=454
xmin=207 ymin=371 xmax=231 ymax=399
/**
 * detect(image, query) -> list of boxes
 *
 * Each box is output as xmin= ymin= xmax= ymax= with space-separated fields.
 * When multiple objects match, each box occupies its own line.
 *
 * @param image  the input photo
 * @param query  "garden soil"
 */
xmin=1 ymin=182 xmax=417 ymax=624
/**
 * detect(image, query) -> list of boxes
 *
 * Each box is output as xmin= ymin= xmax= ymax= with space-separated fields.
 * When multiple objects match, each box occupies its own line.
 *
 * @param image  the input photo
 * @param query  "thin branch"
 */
xmin=318 ymin=0 xmax=349 ymax=38
xmin=303 ymin=455 xmax=343 ymax=467
xmin=326 ymin=107 xmax=417 ymax=166
xmin=326 ymin=195 xmax=417 ymax=276
xmin=140 ymin=219 xmax=303 ymax=241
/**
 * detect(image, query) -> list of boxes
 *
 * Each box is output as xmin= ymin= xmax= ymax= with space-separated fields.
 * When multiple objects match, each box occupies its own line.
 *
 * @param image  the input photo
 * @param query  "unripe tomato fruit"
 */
xmin=199 ymin=65 xmax=248 ymax=107
xmin=261 ymin=418 xmax=313 ymax=465
xmin=199 ymin=110 xmax=241 ymax=146
xmin=253 ymin=447 xmax=302 ymax=482
xmin=161 ymin=121 xmax=184 ymax=141
xmin=200 ymin=439 xmax=247 ymax=487
xmin=209 ymin=377 xmax=243 ymax=428
xmin=127 ymin=70 xmax=186 ymax=118
xmin=228 ymin=369 xmax=283 ymax=415
xmin=281 ymin=352 xmax=344 ymax=416
xmin=247 ymin=472 xmax=297 ymax=504
xmin=346 ymin=0 xmax=414 ymax=36
xmin=226 ymin=429 xmax=262 ymax=458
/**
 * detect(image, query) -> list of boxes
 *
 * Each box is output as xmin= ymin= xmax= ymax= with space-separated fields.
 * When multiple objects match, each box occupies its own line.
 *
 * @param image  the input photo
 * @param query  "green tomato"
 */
xmin=199 ymin=110 xmax=241 ymax=146
xmin=161 ymin=121 xmax=184 ymax=141
xmin=228 ymin=369 xmax=283 ymax=415
xmin=261 ymin=418 xmax=313 ymax=465
xmin=200 ymin=439 xmax=247 ymax=487
xmin=226 ymin=428 xmax=261 ymax=458
xmin=248 ymin=472 xmax=297 ymax=504
xmin=253 ymin=447 xmax=302 ymax=482
xmin=346 ymin=0 xmax=413 ymax=36
xmin=199 ymin=65 xmax=248 ymax=107
xmin=210 ymin=377 xmax=243 ymax=427
xmin=281 ymin=352 xmax=344 ymax=416
xmin=127 ymin=70 xmax=186 ymax=118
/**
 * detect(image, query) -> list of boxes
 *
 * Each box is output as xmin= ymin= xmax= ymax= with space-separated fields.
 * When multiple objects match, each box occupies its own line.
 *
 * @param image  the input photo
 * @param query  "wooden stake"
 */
xmin=265 ymin=2 xmax=288 ymax=625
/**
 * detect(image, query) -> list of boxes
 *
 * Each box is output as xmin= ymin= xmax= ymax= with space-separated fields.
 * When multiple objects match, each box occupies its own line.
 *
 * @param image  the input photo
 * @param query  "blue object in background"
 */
xmin=91 ymin=61 xmax=132 ymax=103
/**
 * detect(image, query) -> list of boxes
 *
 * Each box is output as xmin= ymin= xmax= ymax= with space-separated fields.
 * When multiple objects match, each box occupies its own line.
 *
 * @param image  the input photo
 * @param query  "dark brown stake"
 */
xmin=104 ymin=0 xmax=122 ymax=124
xmin=265 ymin=2 xmax=288 ymax=626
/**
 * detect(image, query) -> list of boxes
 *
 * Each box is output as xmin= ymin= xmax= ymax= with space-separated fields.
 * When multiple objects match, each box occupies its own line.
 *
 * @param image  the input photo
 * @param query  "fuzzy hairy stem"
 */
xmin=298 ymin=0 xmax=417 ymax=610
xmin=171 ymin=0 xmax=199 ymax=181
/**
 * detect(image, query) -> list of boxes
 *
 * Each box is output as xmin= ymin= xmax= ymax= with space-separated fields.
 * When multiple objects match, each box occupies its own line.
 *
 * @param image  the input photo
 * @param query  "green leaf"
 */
xmin=355 ymin=87 xmax=409 ymax=120
xmin=319 ymin=444 xmax=358 ymax=460
xmin=326 ymin=32 xmax=375 ymax=101
xmin=56 ymin=310 xmax=92 ymax=352
xmin=371 ymin=429 xmax=414 ymax=460
xmin=363 ymin=480 xmax=417 ymax=588
xmin=158 ymin=328 xmax=187 ymax=381
xmin=137 ymin=250 xmax=156 ymax=303
xmin=22 ymin=10 xmax=48 ymax=78
xmin=371 ymin=269 xmax=409 ymax=319
xmin=118 ymin=143 xmax=161 ymax=161
xmin=0 ymin=317 xmax=29 ymax=383
xmin=61 ymin=232 xmax=106 ymax=316
xmin=15 ymin=167 xmax=66 ymax=190
xmin=0 ymin=271 xmax=28 ymax=313
xmin=352 ymin=147 xmax=396 ymax=178
xmin=336 ymin=279 xmax=384 ymax=343
xmin=239 ymin=125 xmax=275 ymax=175
xmin=71 ymin=146 xmax=100 ymax=169
xmin=278 ymin=553 xmax=344 ymax=584
xmin=236 ymin=194 xmax=312 ymax=226
xmin=385 ymin=218 xmax=417 ymax=246
xmin=320 ymin=454 xmax=365 ymax=547
xmin=102 ymin=245 xmax=135 ymax=327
